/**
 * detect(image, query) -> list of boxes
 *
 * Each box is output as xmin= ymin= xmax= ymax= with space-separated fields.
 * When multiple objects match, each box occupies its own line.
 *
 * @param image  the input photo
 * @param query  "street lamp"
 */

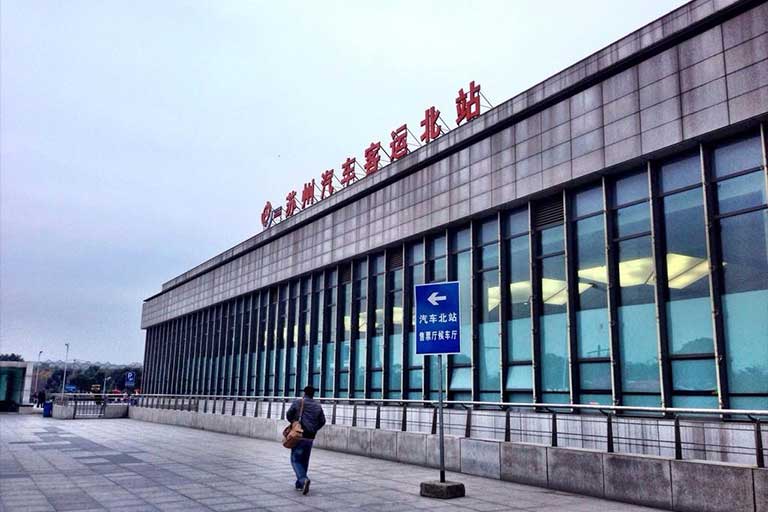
xmin=103 ymin=375 xmax=111 ymax=396
xmin=33 ymin=350 xmax=43 ymax=403
xmin=61 ymin=343 xmax=70 ymax=395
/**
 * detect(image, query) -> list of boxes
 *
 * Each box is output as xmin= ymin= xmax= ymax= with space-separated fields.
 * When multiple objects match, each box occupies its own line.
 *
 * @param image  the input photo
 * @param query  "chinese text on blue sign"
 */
xmin=415 ymin=282 xmax=461 ymax=355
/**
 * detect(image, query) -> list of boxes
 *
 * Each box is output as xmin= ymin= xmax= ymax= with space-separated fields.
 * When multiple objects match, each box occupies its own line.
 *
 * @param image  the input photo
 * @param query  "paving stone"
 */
xmin=0 ymin=415 xmax=669 ymax=511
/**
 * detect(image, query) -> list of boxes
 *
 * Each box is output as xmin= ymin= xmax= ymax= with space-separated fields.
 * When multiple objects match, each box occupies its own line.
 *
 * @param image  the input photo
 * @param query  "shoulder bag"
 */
xmin=282 ymin=399 xmax=304 ymax=449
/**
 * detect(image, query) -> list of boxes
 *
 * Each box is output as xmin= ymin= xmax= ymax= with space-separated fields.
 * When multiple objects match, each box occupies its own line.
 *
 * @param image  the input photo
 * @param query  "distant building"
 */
xmin=0 ymin=361 xmax=34 ymax=410
xmin=140 ymin=0 xmax=768 ymax=411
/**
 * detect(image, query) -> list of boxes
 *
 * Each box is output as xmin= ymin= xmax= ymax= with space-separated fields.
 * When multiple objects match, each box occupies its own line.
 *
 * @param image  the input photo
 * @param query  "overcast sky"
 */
xmin=1 ymin=0 xmax=688 ymax=364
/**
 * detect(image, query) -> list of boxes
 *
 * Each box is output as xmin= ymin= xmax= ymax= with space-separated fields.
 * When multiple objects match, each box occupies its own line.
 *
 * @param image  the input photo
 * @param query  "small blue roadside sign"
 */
xmin=64 ymin=384 xmax=78 ymax=393
xmin=415 ymin=281 xmax=461 ymax=355
xmin=125 ymin=371 xmax=136 ymax=388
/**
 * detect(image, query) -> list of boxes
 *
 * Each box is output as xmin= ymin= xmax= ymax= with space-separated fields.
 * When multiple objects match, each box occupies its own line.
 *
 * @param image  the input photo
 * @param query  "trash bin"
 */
xmin=42 ymin=401 xmax=53 ymax=418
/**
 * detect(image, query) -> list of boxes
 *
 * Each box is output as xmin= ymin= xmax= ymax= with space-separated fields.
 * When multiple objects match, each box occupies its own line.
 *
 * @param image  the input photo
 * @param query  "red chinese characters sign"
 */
xmin=260 ymin=81 xmax=484 ymax=229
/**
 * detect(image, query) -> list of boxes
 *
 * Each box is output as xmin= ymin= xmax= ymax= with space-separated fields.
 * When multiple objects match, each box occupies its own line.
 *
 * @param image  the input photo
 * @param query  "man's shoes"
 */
xmin=302 ymin=479 xmax=311 ymax=495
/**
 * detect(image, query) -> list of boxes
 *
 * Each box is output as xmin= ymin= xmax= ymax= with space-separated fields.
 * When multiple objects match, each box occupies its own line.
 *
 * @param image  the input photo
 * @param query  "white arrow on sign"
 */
xmin=427 ymin=291 xmax=447 ymax=306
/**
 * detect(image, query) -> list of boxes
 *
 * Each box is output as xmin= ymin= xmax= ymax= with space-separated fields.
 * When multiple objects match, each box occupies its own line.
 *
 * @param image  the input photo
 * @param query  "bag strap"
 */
xmin=298 ymin=398 xmax=304 ymax=423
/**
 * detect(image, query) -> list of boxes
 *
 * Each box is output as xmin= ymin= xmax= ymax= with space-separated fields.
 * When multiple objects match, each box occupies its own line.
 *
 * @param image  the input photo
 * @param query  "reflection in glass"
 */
xmin=720 ymin=211 xmax=768 ymax=394
xmin=479 ymin=270 xmax=501 ymax=398
xmin=662 ymin=188 xmax=713 ymax=356
xmin=618 ymin=236 xmax=660 ymax=394
xmin=507 ymin=235 xmax=532 ymax=363
xmin=712 ymin=134 xmax=763 ymax=178
xmin=575 ymin=215 xmax=609 ymax=359
xmin=716 ymin=172 xmax=767 ymax=214
xmin=540 ymin=253 xmax=569 ymax=396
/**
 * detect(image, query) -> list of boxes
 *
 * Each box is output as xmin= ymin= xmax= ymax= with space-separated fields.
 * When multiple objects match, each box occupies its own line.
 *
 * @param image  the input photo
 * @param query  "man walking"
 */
xmin=286 ymin=385 xmax=325 ymax=495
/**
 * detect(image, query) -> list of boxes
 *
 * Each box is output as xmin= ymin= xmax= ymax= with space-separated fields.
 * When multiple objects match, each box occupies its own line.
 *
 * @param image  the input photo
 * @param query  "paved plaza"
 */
xmin=0 ymin=414 xmax=665 ymax=512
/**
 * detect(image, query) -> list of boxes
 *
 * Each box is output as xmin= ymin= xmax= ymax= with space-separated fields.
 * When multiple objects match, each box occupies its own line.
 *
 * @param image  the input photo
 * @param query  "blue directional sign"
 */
xmin=64 ymin=384 xmax=78 ymax=393
xmin=125 ymin=371 xmax=136 ymax=388
xmin=415 ymin=281 xmax=461 ymax=355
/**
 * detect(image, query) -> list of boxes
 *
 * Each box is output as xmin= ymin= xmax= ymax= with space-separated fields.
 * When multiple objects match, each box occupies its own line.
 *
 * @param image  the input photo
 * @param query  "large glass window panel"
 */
xmin=505 ymin=365 xmax=533 ymax=391
xmin=575 ymin=215 xmax=609 ymax=359
xmin=372 ymin=273 xmax=384 ymax=370
xmin=481 ymin=244 xmax=499 ymax=270
xmin=618 ymin=236 xmax=660 ymax=393
xmin=540 ymin=254 xmax=569 ymax=394
xmin=479 ymin=270 xmax=501 ymax=394
xmin=580 ymin=362 xmax=611 ymax=390
xmin=660 ymin=154 xmax=701 ymax=193
xmin=479 ymin=218 xmax=499 ymax=244
xmin=574 ymin=186 xmax=603 ymax=217
xmin=452 ymin=250 xmax=472 ymax=365
xmin=449 ymin=367 xmax=471 ymax=391
xmin=506 ymin=209 xmax=528 ymax=237
xmin=388 ymin=273 xmax=403 ymax=396
xmin=671 ymin=359 xmax=717 ymax=391
xmin=720 ymin=210 xmax=768 ymax=395
xmin=540 ymin=225 xmax=564 ymax=255
xmin=353 ymin=261 xmax=367 ymax=397
xmin=716 ymin=171 xmax=767 ymax=214
xmin=663 ymin=189 xmax=713 ymax=355
xmin=615 ymin=172 xmax=649 ymax=206
xmin=507 ymin=235 xmax=532 ymax=362
xmin=712 ymin=134 xmax=763 ymax=178
xmin=616 ymin=202 xmax=651 ymax=237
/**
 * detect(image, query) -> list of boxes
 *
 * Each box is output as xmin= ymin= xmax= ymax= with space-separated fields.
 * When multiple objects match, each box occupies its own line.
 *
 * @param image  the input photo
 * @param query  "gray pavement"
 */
xmin=0 ymin=414 xmax=664 ymax=512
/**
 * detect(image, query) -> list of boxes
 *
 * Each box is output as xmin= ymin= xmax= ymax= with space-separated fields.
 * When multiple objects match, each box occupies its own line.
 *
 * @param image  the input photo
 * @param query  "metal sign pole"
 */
xmin=416 ymin=281 xmax=464 ymax=499
xmin=438 ymin=353 xmax=446 ymax=483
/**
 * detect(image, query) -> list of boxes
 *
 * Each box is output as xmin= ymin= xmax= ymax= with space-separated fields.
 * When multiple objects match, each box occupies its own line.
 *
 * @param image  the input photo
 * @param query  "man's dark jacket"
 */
xmin=286 ymin=397 xmax=326 ymax=440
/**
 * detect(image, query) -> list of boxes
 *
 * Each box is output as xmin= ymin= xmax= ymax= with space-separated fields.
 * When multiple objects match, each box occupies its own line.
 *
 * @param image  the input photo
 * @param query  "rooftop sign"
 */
xmin=260 ymin=81 xmax=486 ymax=229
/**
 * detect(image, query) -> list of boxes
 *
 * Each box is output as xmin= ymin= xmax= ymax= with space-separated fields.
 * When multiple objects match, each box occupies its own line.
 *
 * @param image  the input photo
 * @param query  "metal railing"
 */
xmin=130 ymin=393 xmax=766 ymax=468
xmin=53 ymin=393 xmax=131 ymax=419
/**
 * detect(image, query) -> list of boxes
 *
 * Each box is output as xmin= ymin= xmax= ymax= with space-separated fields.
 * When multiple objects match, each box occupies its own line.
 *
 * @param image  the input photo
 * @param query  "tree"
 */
xmin=0 ymin=353 xmax=24 ymax=361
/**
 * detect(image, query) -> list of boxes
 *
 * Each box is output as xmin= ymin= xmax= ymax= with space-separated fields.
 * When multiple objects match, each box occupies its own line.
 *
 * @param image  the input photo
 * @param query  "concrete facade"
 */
xmin=141 ymin=0 xmax=768 ymax=328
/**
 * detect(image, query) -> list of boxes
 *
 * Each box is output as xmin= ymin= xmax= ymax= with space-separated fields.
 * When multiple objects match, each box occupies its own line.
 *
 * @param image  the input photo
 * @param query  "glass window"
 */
xmin=580 ymin=362 xmax=612 ymax=390
xmin=574 ymin=186 xmax=603 ymax=217
xmin=662 ymin=188 xmax=713 ymax=356
xmin=505 ymin=365 xmax=533 ymax=391
xmin=453 ymin=227 xmax=471 ymax=251
xmin=616 ymin=202 xmax=651 ymax=237
xmin=575 ymin=215 xmax=609 ymax=360
xmin=451 ymin=243 xmax=472 ymax=366
xmin=479 ymin=218 xmax=499 ymax=244
xmin=617 ymin=236 xmax=660 ymax=394
xmin=479 ymin=270 xmax=501 ymax=394
xmin=712 ymin=134 xmax=763 ymax=178
xmin=540 ymin=252 xmax=569 ymax=396
xmin=352 ymin=263 xmax=367 ymax=397
xmin=387 ymin=266 xmax=403 ymax=397
xmin=671 ymin=360 xmax=717 ymax=391
xmin=660 ymin=154 xmax=701 ymax=193
xmin=507 ymin=235 xmax=532 ymax=362
xmin=716 ymin=172 xmax=767 ymax=214
xmin=506 ymin=209 xmax=528 ymax=237
xmin=614 ymin=171 xmax=649 ymax=206
xmin=720 ymin=210 xmax=768 ymax=395
xmin=540 ymin=225 xmax=564 ymax=255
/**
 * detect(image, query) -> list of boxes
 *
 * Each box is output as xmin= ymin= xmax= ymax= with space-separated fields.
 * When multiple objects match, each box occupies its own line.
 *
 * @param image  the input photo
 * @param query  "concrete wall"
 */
xmin=138 ymin=397 xmax=767 ymax=466
xmin=52 ymin=404 xmax=74 ymax=419
xmin=129 ymin=406 xmax=764 ymax=512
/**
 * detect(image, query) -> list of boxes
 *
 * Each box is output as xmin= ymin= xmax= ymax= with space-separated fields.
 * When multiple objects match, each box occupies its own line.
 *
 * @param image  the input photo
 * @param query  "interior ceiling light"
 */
xmin=666 ymin=254 xmax=709 ymax=289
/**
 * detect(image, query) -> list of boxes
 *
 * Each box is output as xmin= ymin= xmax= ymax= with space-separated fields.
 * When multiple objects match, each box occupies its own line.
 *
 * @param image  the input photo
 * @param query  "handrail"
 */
xmin=117 ymin=393 xmax=768 ymax=419
xmin=124 ymin=393 xmax=767 ymax=467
